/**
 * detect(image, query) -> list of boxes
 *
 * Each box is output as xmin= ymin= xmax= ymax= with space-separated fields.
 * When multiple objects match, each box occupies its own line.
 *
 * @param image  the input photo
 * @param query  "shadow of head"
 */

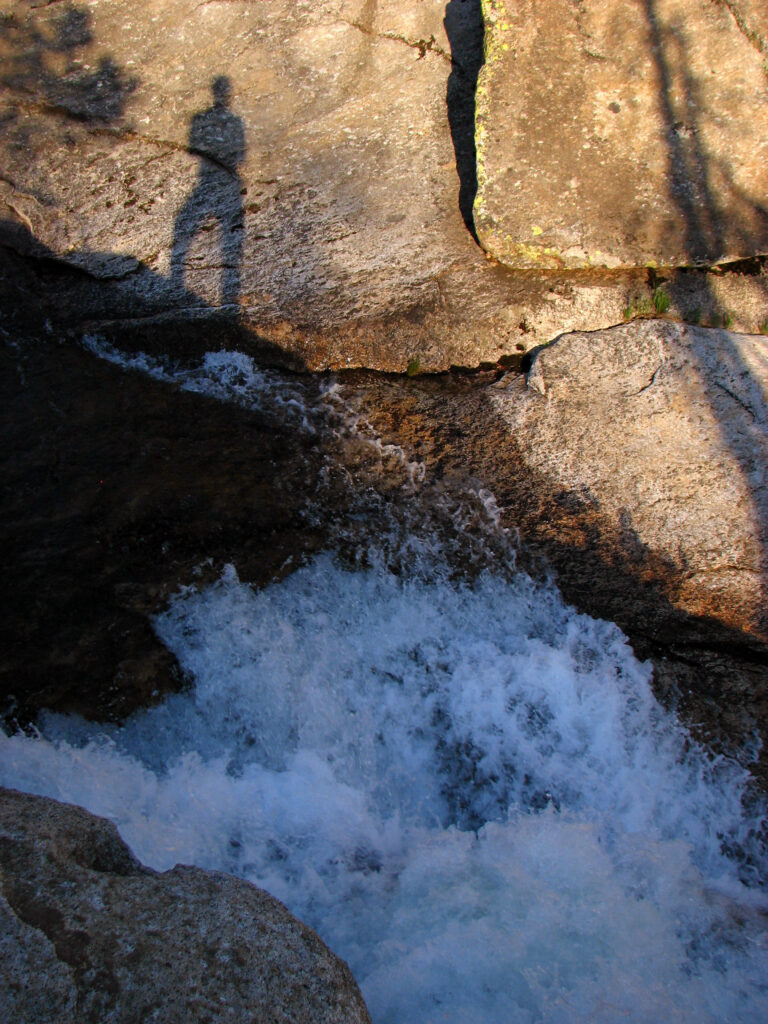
xmin=212 ymin=74 xmax=232 ymax=108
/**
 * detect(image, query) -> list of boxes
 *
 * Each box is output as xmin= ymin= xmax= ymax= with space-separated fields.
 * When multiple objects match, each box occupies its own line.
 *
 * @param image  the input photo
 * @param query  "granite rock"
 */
xmin=491 ymin=320 xmax=768 ymax=643
xmin=0 ymin=787 xmax=372 ymax=1024
xmin=475 ymin=0 xmax=768 ymax=270
xmin=2 ymin=0 xmax=766 ymax=370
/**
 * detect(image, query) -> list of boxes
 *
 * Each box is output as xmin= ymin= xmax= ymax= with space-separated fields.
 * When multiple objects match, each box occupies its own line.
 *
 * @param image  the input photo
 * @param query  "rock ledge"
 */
xmin=0 ymin=788 xmax=372 ymax=1024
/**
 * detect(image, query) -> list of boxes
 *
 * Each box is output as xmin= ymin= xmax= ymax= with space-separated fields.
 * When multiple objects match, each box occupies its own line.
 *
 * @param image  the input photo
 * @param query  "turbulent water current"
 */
xmin=2 ymin=344 xmax=768 ymax=1022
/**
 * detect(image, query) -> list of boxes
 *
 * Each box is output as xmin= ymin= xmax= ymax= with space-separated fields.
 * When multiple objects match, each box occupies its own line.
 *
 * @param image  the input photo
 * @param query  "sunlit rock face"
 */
xmin=0 ymin=788 xmax=372 ymax=1024
xmin=2 ymin=0 xmax=766 ymax=369
xmin=492 ymin=320 xmax=768 ymax=643
xmin=0 ymin=0 xmax=461 ymax=301
xmin=475 ymin=0 xmax=768 ymax=270
xmin=0 ymin=0 xmax=511 ymax=370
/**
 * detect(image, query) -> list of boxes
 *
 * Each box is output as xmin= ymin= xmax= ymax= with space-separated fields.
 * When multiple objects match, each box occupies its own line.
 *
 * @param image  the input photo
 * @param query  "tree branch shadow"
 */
xmin=0 ymin=3 xmax=136 ymax=124
xmin=642 ymin=0 xmax=768 ymax=633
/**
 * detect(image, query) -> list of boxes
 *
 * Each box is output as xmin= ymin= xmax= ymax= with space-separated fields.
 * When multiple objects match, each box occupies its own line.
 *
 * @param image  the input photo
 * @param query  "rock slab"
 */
xmin=0 ymin=787 xmax=372 ymax=1024
xmin=475 ymin=0 xmax=768 ymax=269
xmin=2 ymin=0 xmax=766 ymax=368
xmin=0 ymin=0 xmax=505 ymax=370
xmin=492 ymin=320 xmax=768 ymax=644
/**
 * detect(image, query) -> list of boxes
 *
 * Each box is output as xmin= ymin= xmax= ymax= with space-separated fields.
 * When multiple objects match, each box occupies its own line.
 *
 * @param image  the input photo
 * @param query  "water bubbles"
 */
xmin=4 ymin=340 xmax=767 ymax=1020
xmin=3 ymin=555 xmax=767 ymax=1022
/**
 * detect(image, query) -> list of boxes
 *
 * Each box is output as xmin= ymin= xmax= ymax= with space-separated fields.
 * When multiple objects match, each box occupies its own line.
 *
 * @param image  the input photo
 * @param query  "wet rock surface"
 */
xmin=0 ymin=787 xmax=372 ymax=1024
xmin=2 ymin=316 xmax=768 ymax=776
xmin=0 ymin=332 xmax=328 ymax=725
xmin=475 ymin=0 xmax=768 ymax=270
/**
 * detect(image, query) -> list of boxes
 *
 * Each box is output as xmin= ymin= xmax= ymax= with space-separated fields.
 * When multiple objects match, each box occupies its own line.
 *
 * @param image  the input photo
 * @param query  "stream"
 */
xmin=2 ymin=341 xmax=767 ymax=1023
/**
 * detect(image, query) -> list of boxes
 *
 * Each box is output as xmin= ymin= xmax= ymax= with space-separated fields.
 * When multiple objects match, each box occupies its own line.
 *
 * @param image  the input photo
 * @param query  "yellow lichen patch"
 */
xmin=488 ymin=236 xmax=569 ymax=269
xmin=475 ymin=0 xmax=511 ymax=200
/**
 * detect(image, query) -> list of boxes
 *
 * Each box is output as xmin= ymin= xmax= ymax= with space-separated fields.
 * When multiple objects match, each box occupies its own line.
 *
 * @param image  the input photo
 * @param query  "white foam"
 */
xmin=83 ymin=336 xmax=442 ymax=483
xmin=2 ymin=555 xmax=767 ymax=1022
xmin=81 ymin=337 xmax=319 ymax=432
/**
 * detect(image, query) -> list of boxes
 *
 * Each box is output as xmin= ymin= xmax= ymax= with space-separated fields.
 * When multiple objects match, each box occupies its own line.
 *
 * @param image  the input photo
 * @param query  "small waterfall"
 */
xmin=2 ymin=342 xmax=767 ymax=1023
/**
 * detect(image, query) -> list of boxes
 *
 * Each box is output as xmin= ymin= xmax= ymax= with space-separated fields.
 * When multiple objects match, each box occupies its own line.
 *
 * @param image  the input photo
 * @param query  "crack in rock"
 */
xmin=339 ymin=18 xmax=451 ymax=63
xmin=627 ymin=362 xmax=664 ymax=397
xmin=713 ymin=379 xmax=759 ymax=422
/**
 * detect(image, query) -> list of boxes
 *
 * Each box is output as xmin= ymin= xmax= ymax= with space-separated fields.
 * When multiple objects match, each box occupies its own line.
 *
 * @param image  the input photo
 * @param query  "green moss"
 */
xmin=708 ymin=311 xmax=733 ymax=329
xmin=475 ymin=1 xmax=512 ymax=200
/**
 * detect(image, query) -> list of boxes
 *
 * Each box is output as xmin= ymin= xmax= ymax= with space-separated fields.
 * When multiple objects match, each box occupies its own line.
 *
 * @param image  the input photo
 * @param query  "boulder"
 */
xmin=491 ymin=320 xmax=768 ymax=642
xmin=1 ymin=0 xmax=766 ymax=369
xmin=0 ymin=787 xmax=372 ymax=1024
xmin=475 ymin=0 xmax=768 ymax=269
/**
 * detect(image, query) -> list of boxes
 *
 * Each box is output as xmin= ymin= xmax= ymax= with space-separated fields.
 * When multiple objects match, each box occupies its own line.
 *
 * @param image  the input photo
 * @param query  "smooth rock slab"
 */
xmin=0 ymin=0 xmax=494 ymax=369
xmin=1 ymin=0 xmax=767 ymax=367
xmin=475 ymin=0 xmax=768 ymax=269
xmin=0 ymin=788 xmax=372 ymax=1024
xmin=491 ymin=320 xmax=768 ymax=644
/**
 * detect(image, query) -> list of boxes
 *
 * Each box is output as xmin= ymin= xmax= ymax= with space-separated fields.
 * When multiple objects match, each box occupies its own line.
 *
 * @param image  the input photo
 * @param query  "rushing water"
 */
xmin=2 ymin=344 xmax=768 ymax=1022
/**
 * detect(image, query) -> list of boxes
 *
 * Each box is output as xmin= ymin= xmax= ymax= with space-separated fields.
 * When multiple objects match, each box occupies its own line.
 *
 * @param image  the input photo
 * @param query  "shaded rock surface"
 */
xmin=475 ymin=0 xmax=768 ymax=270
xmin=1 ymin=0 xmax=767 ymax=369
xmin=0 ymin=787 xmax=372 ymax=1024
xmin=0 ymin=329 xmax=329 ymax=725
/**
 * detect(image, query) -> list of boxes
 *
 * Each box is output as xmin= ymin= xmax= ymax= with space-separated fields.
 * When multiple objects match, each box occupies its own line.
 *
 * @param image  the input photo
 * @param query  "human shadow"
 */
xmin=171 ymin=76 xmax=246 ymax=309
xmin=443 ymin=0 xmax=484 ymax=240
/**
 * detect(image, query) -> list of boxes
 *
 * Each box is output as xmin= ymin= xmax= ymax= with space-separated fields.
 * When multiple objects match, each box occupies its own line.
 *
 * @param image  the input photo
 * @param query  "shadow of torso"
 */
xmin=171 ymin=93 xmax=246 ymax=307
